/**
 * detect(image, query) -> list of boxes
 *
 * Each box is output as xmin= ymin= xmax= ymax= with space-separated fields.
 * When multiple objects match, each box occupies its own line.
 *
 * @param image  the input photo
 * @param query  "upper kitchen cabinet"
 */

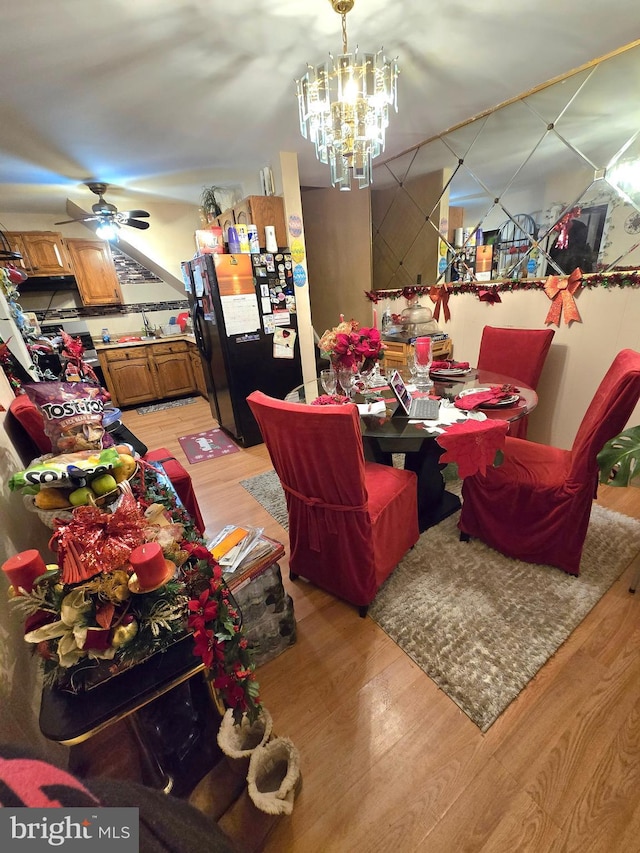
xmin=5 ymin=231 xmax=73 ymax=275
xmin=214 ymin=196 xmax=287 ymax=250
xmin=233 ymin=196 xmax=287 ymax=249
xmin=65 ymin=238 xmax=123 ymax=306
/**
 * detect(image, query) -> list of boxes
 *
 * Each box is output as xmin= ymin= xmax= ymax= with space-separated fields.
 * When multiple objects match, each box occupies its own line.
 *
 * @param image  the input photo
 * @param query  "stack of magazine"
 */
xmin=207 ymin=525 xmax=276 ymax=576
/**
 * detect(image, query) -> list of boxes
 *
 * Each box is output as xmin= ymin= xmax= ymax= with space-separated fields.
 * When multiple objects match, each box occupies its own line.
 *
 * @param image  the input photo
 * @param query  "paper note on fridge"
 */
xmin=273 ymin=327 xmax=296 ymax=359
xmin=220 ymin=293 xmax=260 ymax=336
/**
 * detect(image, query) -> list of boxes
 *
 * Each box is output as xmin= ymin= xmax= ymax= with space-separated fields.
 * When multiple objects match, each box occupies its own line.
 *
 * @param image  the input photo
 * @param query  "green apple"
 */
xmin=91 ymin=474 xmax=118 ymax=496
xmin=69 ymin=486 xmax=95 ymax=507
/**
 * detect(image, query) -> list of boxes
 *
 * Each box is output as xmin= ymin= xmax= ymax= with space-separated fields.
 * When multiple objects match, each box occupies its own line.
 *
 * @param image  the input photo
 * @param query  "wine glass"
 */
xmin=337 ymin=368 xmax=357 ymax=400
xmin=413 ymin=337 xmax=433 ymax=390
xmin=320 ymin=368 xmax=337 ymax=396
xmin=406 ymin=349 xmax=418 ymax=386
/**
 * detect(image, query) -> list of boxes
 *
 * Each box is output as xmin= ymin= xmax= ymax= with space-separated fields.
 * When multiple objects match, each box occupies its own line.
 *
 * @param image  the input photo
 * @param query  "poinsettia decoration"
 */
xmin=318 ymin=318 xmax=385 ymax=371
xmin=435 ymin=420 xmax=509 ymax=478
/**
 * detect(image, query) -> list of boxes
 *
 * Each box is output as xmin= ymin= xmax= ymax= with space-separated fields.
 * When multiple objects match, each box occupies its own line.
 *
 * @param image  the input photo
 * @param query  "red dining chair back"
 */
xmin=247 ymin=391 xmax=419 ymax=615
xmin=476 ymin=326 xmax=555 ymax=438
xmin=459 ymin=349 xmax=640 ymax=576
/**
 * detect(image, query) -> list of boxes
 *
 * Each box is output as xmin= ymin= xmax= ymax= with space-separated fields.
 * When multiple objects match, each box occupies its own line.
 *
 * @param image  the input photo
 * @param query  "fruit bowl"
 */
xmin=91 ymin=464 xmax=139 ymax=509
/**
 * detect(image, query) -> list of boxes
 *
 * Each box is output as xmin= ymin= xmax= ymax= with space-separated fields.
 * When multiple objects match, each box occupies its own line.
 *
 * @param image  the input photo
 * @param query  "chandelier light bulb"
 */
xmin=296 ymin=0 xmax=399 ymax=191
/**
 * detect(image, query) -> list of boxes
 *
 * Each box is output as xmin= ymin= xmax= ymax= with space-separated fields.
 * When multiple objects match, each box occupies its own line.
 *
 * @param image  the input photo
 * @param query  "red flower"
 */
xmin=187 ymin=589 xmax=219 ymax=631
xmin=192 ymin=627 xmax=215 ymax=668
xmin=183 ymin=543 xmax=211 ymax=562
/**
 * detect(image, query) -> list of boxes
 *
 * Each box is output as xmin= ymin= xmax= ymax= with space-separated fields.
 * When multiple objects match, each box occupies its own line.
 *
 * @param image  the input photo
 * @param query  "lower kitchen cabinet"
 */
xmin=99 ymin=349 xmax=156 ymax=407
xmin=152 ymin=342 xmax=195 ymax=399
xmin=98 ymin=340 xmax=196 ymax=408
xmin=189 ymin=345 xmax=208 ymax=397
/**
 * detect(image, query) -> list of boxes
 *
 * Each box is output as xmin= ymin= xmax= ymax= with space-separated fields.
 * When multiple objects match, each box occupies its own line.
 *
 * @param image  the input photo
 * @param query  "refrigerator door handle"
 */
xmin=193 ymin=305 xmax=211 ymax=360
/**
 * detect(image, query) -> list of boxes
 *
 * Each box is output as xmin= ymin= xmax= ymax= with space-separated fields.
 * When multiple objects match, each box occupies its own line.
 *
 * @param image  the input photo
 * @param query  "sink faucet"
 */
xmin=141 ymin=309 xmax=153 ymax=337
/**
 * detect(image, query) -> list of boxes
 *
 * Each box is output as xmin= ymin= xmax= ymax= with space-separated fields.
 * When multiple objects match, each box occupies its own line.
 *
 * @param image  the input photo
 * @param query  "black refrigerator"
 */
xmin=182 ymin=251 xmax=303 ymax=447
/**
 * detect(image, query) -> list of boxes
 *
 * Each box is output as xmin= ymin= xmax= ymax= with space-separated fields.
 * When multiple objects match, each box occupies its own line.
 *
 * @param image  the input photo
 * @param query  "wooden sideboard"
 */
xmin=383 ymin=337 xmax=453 ymax=372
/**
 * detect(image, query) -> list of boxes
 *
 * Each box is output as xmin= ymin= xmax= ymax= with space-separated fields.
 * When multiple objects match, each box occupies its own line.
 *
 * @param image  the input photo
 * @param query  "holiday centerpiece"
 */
xmin=317 ymin=318 xmax=386 ymax=373
xmin=3 ymin=461 xmax=261 ymax=723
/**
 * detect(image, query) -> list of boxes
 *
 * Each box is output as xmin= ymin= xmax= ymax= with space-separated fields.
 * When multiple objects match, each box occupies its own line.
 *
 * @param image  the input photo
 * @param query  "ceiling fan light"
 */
xmin=96 ymin=220 xmax=119 ymax=241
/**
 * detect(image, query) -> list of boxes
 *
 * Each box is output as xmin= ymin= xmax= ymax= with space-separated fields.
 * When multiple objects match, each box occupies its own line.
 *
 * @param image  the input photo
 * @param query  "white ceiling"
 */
xmin=1 ymin=0 xmax=639 ymax=218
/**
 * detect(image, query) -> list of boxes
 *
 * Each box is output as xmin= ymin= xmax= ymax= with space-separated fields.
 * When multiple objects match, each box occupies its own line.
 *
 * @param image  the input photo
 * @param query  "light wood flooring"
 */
xmin=86 ymin=397 xmax=640 ymax=852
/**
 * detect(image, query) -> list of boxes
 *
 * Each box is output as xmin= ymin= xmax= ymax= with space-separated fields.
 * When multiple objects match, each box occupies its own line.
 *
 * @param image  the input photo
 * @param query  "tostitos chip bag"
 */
xmin=24 ymin=382 xmax=114 ymax=453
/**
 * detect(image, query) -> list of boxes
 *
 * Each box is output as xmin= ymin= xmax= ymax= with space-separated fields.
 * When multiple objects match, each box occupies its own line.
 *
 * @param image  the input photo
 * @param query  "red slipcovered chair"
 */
xmin=6 ymin=394 xmax=206 ymax=534
xmin=247 ymin=390 xmax=420 ymax=616
xmin=459 ymin=349 xmax=640 ymax=575
xmin=476 ymin=326 xmax=555 ymax=438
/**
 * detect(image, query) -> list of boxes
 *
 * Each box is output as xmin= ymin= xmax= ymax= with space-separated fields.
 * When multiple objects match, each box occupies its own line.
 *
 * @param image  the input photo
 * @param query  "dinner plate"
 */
xmin=430 ymin=367 xmax=471 ymax=377
xmin=457 ymin=386 xmax=520 ymax=407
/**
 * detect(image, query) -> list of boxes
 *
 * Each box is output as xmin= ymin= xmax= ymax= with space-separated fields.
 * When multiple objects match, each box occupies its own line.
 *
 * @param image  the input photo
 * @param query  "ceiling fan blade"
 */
xmin=122 ymin=210 xmax=150 ymax=219
xmin=126 ymin=219 xmax=150 ymax=230
xmin=54 ymin=216 xmax=98 ymax=225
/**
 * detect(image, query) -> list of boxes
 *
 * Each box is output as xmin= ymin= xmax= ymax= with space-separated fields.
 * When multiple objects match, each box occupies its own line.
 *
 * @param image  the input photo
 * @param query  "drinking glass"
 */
xmin=320 ymin=368 xmax=337 ymax=395
xmin=337 ymin=368 xmax=357 ymax=400
xmin=413 ymin=337 xmax=433 ymax=390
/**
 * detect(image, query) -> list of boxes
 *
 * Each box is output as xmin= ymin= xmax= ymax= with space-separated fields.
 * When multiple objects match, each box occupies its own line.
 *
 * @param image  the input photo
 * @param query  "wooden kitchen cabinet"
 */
xmin=150 ymin=341 xmax=195 ymax=400
xmin=65 ymin=238 xmax=123 ymax=306
xmin=189 ymin=344 xmax=208 ymax=397
xmin=98 ymin=347 xmax=156 ymax=407
xmin=99 ymin=340 xmax=197 ymax=407
xmin=382 ymin=337 xmax=453 ymax=371
xmin=233 ymin=196 xmax=287 ymax=250
xmin=215 ymin=195 xmax=287 ymax=250
xmin=4 ymin=231 xmax=73 ymax=275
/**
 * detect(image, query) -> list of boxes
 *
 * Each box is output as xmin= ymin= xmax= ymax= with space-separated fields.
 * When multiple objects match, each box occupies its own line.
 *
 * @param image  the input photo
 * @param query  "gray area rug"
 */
xmin=240 ymin=469 xmax=640 ymax=730
xmin=136 ymin=396 xmax=200 ymax=415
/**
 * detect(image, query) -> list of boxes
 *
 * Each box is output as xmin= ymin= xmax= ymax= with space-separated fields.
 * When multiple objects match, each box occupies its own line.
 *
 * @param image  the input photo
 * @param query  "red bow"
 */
xmin=429 ymin=284 xmax=451 ymax=323
xmin=478 ymin=288 xmax=502 ymax=305
xmin=544 ymin=268 xmax=582 ymax=326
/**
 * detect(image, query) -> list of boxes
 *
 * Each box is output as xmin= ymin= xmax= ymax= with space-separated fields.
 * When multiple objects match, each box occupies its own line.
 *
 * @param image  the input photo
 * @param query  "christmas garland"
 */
xmin=364 ymin=269 xmax=640 ymax=303
xmin=8 ymin=463 xmax=261 ymax=723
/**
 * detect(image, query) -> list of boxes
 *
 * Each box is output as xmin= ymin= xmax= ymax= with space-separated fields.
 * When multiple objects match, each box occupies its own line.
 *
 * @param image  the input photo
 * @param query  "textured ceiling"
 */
xmin=1 ymin=1 xmax=639 ymax=217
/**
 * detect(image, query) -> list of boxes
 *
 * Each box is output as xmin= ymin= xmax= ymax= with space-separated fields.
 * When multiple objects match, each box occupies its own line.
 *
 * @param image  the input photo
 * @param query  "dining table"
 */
xmin=285 ymin=368 xmax=538 ymax=531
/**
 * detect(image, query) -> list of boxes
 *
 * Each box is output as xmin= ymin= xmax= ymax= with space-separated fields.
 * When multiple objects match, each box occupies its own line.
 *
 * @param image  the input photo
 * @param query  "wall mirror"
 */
xmin=371 ymin=41 xmax=640 ymax=290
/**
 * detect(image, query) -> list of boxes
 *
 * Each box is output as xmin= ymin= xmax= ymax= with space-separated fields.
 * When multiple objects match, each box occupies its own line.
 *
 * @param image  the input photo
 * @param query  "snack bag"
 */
xmin=24 ymin=382 xmax=114 ymax=453
xmin=9 ymin=448 xmax=121 ymax=490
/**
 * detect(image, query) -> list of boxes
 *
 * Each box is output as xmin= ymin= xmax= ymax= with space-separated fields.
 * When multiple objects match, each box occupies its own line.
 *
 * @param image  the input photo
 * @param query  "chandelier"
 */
xmin=296 ymin=0 xmax=399 ymax=191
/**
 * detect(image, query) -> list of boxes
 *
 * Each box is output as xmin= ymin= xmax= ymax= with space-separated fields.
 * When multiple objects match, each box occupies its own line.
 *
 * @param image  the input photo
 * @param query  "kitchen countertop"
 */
xmin=95 ymin=333 xmax=196 ymax=351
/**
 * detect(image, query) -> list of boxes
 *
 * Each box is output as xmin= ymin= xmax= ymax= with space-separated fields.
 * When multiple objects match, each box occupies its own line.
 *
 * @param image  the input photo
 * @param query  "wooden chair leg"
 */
xmin=460 ymin=532 xmax=470 ymax=542
xmin=629 ymin=563 xmax=640 ymax=594
xmin=358 ymin=605 xmax=368 ymax=618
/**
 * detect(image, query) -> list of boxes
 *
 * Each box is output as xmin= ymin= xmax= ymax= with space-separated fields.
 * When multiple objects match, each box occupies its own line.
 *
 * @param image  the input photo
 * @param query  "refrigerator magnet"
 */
xmin=273 ymin=327 xmax=296 ymax=359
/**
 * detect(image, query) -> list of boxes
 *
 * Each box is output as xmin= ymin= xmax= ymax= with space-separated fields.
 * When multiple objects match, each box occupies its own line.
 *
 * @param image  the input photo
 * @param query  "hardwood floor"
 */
xmin=89 ymin=397 xmax=640 ymax=851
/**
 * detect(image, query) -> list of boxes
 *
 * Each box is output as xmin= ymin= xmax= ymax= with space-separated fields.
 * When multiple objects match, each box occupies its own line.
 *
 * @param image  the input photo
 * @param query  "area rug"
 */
xmin=240 ymin=469 xmax=640 ymax=731
xmin=178 ymin=428 xmax=239 ymax=464
xmin=136 ymin=396 xmax=200 ymax=415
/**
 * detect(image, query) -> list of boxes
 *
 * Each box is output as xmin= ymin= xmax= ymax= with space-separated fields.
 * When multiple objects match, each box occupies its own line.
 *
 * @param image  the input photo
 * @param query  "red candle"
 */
xmin=2 ymin=550 xmax=47 ymax=593
xmin=129 ymin=542 xmax=167 ymax=589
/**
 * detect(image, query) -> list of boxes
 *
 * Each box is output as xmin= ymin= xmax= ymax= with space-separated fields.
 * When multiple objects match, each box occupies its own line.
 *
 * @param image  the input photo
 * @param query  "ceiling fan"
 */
xmin=55 ymin=182 xmax=150 ymax=239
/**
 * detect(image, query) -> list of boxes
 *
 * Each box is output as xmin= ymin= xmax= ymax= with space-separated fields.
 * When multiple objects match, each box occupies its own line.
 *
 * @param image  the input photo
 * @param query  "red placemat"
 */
xmin=178 ymin=428 xmax=240 ymax=464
